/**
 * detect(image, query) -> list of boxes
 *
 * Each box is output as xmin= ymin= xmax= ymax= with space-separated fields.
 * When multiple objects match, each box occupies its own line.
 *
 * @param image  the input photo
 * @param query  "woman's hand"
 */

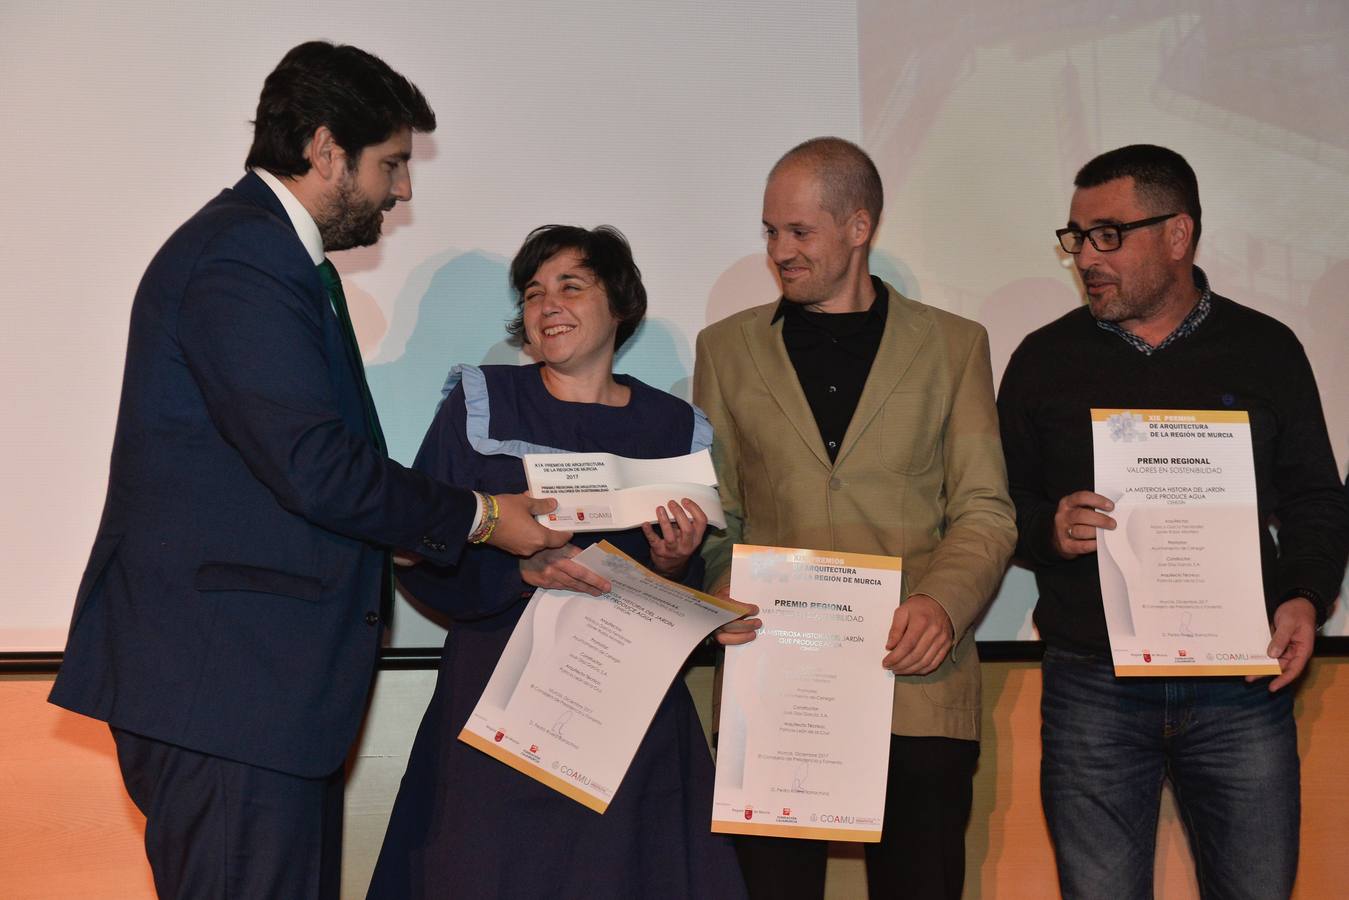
xmin=641 ymin=499 xmax=708 ymax=579
xmin=520 ymin=544 xmax=611 ymax=596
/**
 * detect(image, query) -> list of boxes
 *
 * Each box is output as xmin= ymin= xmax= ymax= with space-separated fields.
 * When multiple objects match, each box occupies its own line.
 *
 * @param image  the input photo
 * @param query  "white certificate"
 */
xmin=459 ymin=541 xmax=746 ymax=813
xmin=712 ymin=544 xmax=898 ymax=843
xmin=523 ymin=448 xmax=726 ymax=531
xmin=1092 ymin=409 xmax=1279 ymax=677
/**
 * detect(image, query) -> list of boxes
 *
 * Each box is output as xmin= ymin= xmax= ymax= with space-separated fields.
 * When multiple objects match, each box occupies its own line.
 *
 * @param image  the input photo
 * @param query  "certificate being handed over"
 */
xmin=459 ymin=541 xmax=746 ymax=813
xmin=1092 ymin=408 xmax=1279 ymax=677
xmin=524 ymin=448 xmax=725 ymax=532
xmin=713 ymin=545 xmax=898 ymax=843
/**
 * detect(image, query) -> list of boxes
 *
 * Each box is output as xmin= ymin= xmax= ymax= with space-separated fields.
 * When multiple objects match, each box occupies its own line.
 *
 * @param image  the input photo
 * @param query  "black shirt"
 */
xmin=773 ymin=276 xmax=888 ymax=462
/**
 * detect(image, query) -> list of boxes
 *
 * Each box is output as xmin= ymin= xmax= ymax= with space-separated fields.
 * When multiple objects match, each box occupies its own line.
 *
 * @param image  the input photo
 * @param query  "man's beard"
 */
xmin=1083 ymin=263 xmax=1173 ymax=326
xmin=317 ymin=174 xmax=390 ymax=252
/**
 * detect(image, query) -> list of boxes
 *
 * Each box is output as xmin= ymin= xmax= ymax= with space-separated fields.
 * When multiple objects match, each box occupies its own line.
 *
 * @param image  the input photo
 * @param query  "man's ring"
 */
xmin=1066 ymin=524 xmax=1076 ymax=540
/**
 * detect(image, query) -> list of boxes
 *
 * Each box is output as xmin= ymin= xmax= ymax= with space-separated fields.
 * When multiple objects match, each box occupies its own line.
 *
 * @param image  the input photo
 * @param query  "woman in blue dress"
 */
xmin=367 ymin=225 xmax=748 ymax=899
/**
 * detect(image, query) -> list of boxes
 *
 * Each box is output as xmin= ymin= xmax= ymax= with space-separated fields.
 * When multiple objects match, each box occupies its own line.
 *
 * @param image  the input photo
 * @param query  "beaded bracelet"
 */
xmin=469 ymin=492 xmax=500 ymax=545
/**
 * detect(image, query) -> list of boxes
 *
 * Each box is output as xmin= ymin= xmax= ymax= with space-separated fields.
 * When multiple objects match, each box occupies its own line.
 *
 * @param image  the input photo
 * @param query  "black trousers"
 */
xmin=735 ymin=735 xmax=979 ymax=900
xmin=111 ymin=727 xmax=345 ymax=900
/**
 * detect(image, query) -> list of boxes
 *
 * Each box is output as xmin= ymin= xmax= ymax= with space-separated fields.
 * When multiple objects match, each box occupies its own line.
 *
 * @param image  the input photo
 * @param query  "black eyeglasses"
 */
xmin=1056 ymin=213 xmax=1178 ymax=253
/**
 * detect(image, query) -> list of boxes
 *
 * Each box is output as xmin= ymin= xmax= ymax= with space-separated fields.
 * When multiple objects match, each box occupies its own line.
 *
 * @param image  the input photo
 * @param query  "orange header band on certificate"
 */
xmin=591 ymin=540 xmax=746 ymax=614
xmin=731 ymin=543 xmax=903 ymax=572
xmin=1090 ymin=408 xmax=1251 ymax=425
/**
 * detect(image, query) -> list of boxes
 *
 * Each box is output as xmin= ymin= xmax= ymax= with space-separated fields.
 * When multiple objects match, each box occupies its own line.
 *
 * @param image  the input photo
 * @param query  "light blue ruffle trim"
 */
xmin=440 ymin=364 xmax=568 ymax=459
xmin=689 ymin=404 xmax=713 ymax=454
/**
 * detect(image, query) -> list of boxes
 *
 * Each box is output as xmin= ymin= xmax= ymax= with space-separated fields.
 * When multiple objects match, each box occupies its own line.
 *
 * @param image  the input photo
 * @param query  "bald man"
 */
xmin=696 ymin=137 xmax=1016 ymax=900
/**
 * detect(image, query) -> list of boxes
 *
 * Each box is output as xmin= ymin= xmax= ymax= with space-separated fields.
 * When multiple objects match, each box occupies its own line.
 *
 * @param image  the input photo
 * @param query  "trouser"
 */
xmin=1040 ymin=646 xmax=1299 ymax=900
xmin=112 ymin=726 xmax=345 ymax=900
xmin=734 ymin=734 xmax=979 ymax=900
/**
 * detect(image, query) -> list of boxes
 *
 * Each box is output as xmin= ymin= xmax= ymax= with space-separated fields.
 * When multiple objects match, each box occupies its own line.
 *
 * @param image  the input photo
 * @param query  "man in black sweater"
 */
xmin=998 ymin=144 xmax=1348 ymax=900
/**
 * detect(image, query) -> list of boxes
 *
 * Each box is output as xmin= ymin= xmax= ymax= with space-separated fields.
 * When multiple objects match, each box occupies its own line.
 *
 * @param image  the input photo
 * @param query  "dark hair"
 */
xmin=245 ymin=41 xmax=436 ymax=176
xmin=507 ymin=225 xmax=647 ymax=351
xmin=1074 ymin=144 xmax=1202 ymax=248
xmin=772 ymin=137 xmax=884 ymax=238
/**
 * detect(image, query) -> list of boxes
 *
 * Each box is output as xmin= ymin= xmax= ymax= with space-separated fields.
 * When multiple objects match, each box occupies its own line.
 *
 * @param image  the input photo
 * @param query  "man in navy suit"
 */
xmin=49 ymin=42 xmax=568 ymax=898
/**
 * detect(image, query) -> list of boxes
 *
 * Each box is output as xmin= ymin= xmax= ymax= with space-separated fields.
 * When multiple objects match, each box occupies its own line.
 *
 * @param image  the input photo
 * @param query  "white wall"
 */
xmin=3 ymin=1 xmax=1345 ymax=650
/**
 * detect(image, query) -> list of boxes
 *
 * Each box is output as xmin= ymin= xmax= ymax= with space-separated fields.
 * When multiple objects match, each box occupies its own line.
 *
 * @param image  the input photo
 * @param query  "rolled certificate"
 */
xmin=524 ymin=448 xmax=726 ymax=531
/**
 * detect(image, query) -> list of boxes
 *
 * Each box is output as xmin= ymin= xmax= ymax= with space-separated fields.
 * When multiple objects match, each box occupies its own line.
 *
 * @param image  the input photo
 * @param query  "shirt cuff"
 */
xmin=466 ymin=491 xmax=485 ymax=540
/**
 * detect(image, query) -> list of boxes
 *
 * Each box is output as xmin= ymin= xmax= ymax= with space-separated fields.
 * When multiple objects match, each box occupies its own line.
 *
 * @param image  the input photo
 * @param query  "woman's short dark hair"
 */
xmin=507 ymin=225 xmax=648 ymax=351
xmin=245 ymin=41 xmax=436 ymax=177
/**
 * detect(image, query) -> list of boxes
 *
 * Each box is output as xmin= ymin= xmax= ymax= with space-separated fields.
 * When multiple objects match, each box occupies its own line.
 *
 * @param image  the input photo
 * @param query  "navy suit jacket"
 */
xmin=50 ymin=172 xmax=477 ymax=777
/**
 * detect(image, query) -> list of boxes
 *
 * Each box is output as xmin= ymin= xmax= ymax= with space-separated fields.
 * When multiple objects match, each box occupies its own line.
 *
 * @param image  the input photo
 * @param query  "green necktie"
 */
xmin=319 ymin=259 xmax=395 ymax=623
xmin=317 ymin=259 xmax=388 ymax=456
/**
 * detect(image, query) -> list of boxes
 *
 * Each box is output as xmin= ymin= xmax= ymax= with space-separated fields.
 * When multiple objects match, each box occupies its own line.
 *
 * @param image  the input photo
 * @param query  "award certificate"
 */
xmin=459 ymin=541 xmax=746 ymax=812
xmin=712 ymin=544 xmax=898 ymax=842
xmin=1092 ymin=408 xmax=1279 ymax=677
xmin=524 ymin=448 xmax=725 ymax=532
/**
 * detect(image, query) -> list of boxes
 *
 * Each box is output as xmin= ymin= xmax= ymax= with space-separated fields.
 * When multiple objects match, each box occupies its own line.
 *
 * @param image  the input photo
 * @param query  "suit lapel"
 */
xmin=836 ymin=284 xmax=931 ymax=466
xmin=233 ymin=173 xmax=379 ymax=452
xmin=741 ymin=306 xmax=832 ymax=468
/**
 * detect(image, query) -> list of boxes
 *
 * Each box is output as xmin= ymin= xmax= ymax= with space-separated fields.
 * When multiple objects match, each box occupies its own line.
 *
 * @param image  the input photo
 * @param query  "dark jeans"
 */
xmin=735 ymin=734 xmax=979 ymax=900
xmin=1040 ymin=646 xmax=1299 ymax=900
xmin=112 ymin=727 xmax=345 ymax=900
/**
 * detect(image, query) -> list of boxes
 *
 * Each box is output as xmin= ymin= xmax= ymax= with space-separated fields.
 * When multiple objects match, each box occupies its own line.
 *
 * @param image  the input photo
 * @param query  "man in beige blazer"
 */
xmin=695 ymin=137 xmax=1016 ymax=900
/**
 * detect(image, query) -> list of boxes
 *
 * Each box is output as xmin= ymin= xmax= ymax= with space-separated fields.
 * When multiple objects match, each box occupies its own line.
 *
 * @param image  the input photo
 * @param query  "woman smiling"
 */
xmin=366 ymin=225 xmax=747 ymax=899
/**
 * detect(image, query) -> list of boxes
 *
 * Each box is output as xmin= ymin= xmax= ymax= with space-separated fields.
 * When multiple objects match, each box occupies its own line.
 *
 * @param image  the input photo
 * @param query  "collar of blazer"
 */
xmin=739 ymin=280 xmax=933 ymax=470
xmin=232 ymin=170 xmax=292 ymax=225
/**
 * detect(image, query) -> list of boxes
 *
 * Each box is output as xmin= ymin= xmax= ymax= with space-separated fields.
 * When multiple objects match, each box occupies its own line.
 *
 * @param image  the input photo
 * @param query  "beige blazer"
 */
xmin=693 ymin=281 xmax=1016 ymax=741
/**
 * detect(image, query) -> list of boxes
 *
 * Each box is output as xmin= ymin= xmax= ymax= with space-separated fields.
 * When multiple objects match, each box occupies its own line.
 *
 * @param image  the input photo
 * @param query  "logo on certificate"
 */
xmin=576 ymin=510 xmax=586 ymax=521
xmin=494 ymin=730 xmax=505 ymax=742
xmin=782 ymin=808 xmax=791 ymax=816
xmin=1106 ymin=411 xmax=1147 ymax=443
xmin=744 ymin=806 xmax=753 ymax=820
xmin=1142 ymin=652 xmax=1152 ymax=663
xmin=529 ymin=744 xmax=538 ymax=753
